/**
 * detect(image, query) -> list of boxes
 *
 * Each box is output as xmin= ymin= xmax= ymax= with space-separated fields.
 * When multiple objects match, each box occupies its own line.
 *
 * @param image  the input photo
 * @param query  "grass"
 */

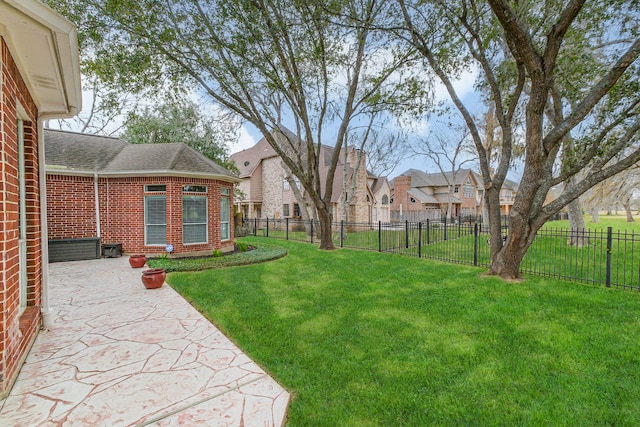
xmin=167 ymin=237 xmax=640 ymax=426
xmin=147 ymin=242 xmax=287 ymax=272
xmin=544 ymin=214 xmax=640 ymax=232
xmin=251 ymin=216 xmax=640 ymax=289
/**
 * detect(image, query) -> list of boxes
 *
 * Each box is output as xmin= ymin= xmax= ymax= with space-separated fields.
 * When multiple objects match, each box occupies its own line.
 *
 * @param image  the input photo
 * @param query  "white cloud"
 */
xmin=230 ymin=124 xmax=258 ymax=152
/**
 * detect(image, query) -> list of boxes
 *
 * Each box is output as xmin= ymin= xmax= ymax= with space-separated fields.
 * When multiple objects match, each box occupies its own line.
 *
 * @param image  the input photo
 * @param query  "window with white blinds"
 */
xmin=145 ymin=196 xmax=167 ymax=245
xmin=183 ymin=196 xmax=208 ymax=244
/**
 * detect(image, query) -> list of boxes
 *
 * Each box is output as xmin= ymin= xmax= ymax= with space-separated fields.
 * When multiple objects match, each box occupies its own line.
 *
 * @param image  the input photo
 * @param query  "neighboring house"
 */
xmin=369 ymin=174 xmax=392 ymax=223
xmin=45 ymin=129 xmax=239 ymax=260
xmin=231 ymin=129 xmax=387 ymax=223
xmin=499 ymin=178 xmax=519 ymax=215
xmin=391 ymin=168 xmax=483 ymax=221
xmin=0 ymin=0 xmax=81 ymax=397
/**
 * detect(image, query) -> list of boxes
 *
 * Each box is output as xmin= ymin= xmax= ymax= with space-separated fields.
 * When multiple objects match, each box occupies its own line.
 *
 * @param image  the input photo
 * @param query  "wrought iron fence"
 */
xmin=241 ymin=218 xmax=640 ymax=291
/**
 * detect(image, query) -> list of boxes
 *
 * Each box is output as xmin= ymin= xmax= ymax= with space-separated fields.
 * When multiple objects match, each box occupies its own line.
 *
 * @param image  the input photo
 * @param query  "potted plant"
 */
xmin=129 ymin=254 xmax=147 ymax=268
xmin=141 ymin=268 xmax=166 ymax=289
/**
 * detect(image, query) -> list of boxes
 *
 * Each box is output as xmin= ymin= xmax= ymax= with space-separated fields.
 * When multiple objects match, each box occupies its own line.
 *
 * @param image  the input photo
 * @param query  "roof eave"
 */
xmin=46 ymin=168 xmax=241 ymax=183
xmin=0 ymin=0 xmax=82 ymax=118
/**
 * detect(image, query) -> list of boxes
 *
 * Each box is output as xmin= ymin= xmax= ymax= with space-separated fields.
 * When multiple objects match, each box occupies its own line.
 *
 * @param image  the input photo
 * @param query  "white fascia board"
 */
xmin=0 ymin=0 xmax=82 ymax=118
xmin=46 ymin=168 xmax=242 ymax=184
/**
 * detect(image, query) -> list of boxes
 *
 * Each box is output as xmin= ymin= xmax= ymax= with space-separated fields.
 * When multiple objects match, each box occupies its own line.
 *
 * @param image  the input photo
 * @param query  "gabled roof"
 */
xmin=0 ymin=0 xmax=81 ymax=117
xmin=45 ymin=129 xmax=239 ymax=182
xmin=230 ymin=134 xmax=278 ymax=178
xmin=399 ymin=169 xmax=436 ymax=187
xmin=407 ymin=188 xmax=440 ymax=204
xmin=230 ymin=126 xmax=306 ymax=178
xmin=423 ymin=168 xmax=476 ymax=187
xmin=370 ymin=176 xmax=390 ymax=195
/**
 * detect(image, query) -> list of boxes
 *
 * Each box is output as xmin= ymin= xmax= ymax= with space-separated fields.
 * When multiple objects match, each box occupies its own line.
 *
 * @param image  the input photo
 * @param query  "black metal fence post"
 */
xmin=340 ymin=220 xmax=344 ymax=248
xmin=310 ymin=220 xmax=314 ymax=244
xmin=378 ymin=221 xmax=382 ymax=252
xmin=444 ymin=216 xmax=448 ymax=241
xmin=286 ymin=218 xmax=289 ymax=240
xmin=426 ymin=219 xmax=430 ymax=245
xmin=405 ymin=220 xmax=409 ymax=249
xmin=473 ymin=223 xmax=478 ymax=266
xmin=254 ymin=218 xmax=257 ymax=236
xmin=418 ymin=222 xmax=422 ymax=258
xmin=606 ymin=226 xmax=612 ymax=287
xmin=266 ymin=218 xmax=269 ymax=237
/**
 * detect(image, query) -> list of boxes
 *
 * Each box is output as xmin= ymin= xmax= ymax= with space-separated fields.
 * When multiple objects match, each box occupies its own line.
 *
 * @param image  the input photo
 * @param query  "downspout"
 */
xmin=37 ymin=119 xmax=54 ymax=327
xmin=94 ymin=173 xmax=101 ymax=238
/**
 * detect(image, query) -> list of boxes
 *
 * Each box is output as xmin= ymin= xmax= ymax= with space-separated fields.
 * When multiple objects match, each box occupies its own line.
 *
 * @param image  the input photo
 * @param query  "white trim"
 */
xmin=17 ymin=117 xmax=27 ymax=314
xmin=38 ymin=119 xmax=54 ymax=326
xmin=45 ymin=168 xmax=241 ymax=183
xmin=0 ymin=0 xmax=81 ymax=117
xmin=94 ymin=173 xmax=101 ymax=237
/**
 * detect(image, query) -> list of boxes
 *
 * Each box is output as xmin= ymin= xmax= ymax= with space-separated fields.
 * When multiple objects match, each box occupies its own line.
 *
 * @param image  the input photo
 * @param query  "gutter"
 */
xmin=94 ymin=173 xmax=101 ymax=238
xmin=45 ymin=168 xmax=242 ymax=184
xmin=37 ymin=120 xmax=54 ymax=327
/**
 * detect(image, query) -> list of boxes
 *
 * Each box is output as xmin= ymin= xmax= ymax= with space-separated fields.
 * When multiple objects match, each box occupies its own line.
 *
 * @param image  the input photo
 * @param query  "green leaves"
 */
xmin=121 ymin=98 xmax=239 ymax=169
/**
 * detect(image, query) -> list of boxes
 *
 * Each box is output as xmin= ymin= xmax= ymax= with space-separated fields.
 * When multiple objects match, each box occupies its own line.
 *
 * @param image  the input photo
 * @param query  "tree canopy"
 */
xmin=120 ymin=99 xmax=238 ymax=171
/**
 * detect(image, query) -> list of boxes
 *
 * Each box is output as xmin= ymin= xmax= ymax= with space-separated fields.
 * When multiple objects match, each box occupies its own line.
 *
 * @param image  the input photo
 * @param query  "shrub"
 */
xmin=213 ymin=249 xmax=223 ymax=257
xmin=236 ymin=241 xmax=248 ymax=252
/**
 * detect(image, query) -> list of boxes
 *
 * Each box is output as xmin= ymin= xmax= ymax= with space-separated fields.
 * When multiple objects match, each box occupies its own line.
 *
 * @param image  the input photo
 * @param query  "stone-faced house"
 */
xmin=231 ymin=129 xmax=385 ymax=223
xmin=0 ymin=0 xmax=81 ymax=397
xmin=391 ymin=168 xmax=482 ymax=221
xmin=45 ymin=129 xmax=239 ymax=260
xmin=369 ymin=174 xmax=392 ymax=223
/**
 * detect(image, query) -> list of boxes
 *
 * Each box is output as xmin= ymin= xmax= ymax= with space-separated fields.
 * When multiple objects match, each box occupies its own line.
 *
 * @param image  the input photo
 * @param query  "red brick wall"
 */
xmin=46 ymin=175 xmax=97 ymax=239
xmin=1 ymin=38 xmax=42 ymax=397
xmin=47 ymin=175 xmax=235 ymax=255
xmin=391 ymin=175 xmax=422 ymax=211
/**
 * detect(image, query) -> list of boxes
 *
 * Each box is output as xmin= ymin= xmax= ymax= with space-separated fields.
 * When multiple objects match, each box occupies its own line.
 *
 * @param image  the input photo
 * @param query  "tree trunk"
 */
xmin=566 ymin=198 xmax=588 ymax=247
xmin=317 ymin=207 xmax=335 ymax=250
xmin=590 ymin=206 xmax=599 ymax=223
xmin=490 ymin=240 xmax=530 ymax=279
xmin=489 ymin=212 xmax=537 ymax=279
xmin=623 ymin=201 xmax=635 ymax=222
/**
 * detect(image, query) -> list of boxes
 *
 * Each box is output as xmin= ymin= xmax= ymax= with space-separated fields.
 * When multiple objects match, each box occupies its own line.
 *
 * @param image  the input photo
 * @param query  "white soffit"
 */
xmin=0 ymin=0 xmax=81 ymax=118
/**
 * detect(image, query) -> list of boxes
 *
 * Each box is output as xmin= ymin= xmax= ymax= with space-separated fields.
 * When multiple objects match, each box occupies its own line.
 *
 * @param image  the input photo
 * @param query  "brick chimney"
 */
xmin=392 ymin=175 xmax=411 ymax=210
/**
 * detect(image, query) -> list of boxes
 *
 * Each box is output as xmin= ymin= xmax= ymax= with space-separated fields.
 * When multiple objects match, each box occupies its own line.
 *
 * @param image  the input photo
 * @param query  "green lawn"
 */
xmin=544 ymin=214 xmax=640 ymax=232
xmin=167 ymin=237 xmax=640 ymax=426
xmin=250 ymin=216 xmax=640 ymax=289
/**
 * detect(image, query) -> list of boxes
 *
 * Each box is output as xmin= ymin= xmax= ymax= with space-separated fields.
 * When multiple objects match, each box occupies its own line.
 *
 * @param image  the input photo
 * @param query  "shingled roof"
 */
xmin=45 ymin=129 xmax=239 ymax=182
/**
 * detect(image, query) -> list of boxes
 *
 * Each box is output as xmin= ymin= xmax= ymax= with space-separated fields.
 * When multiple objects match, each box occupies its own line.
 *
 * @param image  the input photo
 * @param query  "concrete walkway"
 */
xmin=0 ymin=257 xmax=289 ymax=426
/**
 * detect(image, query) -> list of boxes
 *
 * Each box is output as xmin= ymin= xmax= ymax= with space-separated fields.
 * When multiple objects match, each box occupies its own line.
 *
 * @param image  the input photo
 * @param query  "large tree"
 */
xmin=396 ymin=0 xmax=640 ymax=278
xmin=121 ymin=99 xmax=239 ymax=170
xmin=48 ymin=0 xmax=425 ymax=250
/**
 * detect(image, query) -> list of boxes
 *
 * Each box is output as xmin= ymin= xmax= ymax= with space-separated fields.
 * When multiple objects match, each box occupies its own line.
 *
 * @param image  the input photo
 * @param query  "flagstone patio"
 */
xmin=0 ymin=257 xmax=289 ymax=426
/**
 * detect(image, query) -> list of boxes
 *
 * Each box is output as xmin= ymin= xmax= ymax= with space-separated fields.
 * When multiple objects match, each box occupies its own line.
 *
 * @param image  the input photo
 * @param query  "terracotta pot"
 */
xmin=129 ymin=254 xmax=147 ymax=268
xmin=141 ymin=268 xmax=166 ymax=289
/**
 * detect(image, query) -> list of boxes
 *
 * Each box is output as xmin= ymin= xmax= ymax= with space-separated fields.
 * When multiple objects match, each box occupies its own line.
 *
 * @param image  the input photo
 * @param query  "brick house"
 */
xmin=45 ymin=129 xmax=239 ymax=259
xmin=369 ymin=174 xmax=392 ymax=223
xmin=0 ymin=0 xmax=81 ymax=397
xmin=231 ymin=129 xmax=385 ymax=223
xmin=391 ymin=169 xmax=483 ymax=221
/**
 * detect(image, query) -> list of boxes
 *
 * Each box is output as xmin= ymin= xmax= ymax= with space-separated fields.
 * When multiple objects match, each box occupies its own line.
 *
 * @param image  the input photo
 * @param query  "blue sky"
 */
xmin=229 ymin=66 xmax=487 ymax=180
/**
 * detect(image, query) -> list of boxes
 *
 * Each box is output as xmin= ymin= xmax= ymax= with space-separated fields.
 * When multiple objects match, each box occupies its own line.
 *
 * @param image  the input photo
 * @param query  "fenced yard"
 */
xmin=169 ymin=238 xmax=640 ymax=425
xmin=240 ymin=217 xmax=640 ymax=291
